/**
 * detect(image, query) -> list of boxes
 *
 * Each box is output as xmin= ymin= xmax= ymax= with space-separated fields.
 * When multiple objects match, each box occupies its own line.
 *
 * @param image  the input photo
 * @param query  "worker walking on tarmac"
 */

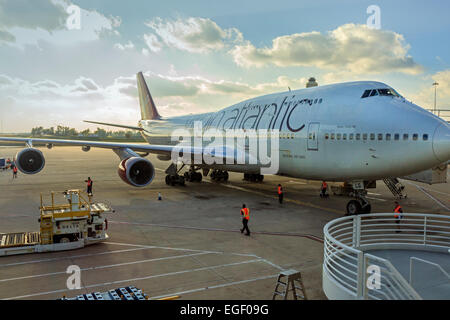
xmin=240 ymin=204 xmax=250 ymax=236
xmin=394 ymin=201 xmax=403 ymax=233
xmin=12 ymin=165 xmax=17 ymax=179
xmin=85 ymin=177 xmax=93 ymax=196
xmin=277 ymin=184 xmax=283 ymax=204
xmin=320 ymin=181 xmax=328 ymax=198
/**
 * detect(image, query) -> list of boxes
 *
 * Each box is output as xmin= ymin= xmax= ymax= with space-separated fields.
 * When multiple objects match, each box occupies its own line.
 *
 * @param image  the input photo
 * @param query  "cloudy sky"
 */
xmin=0 ymin=0 xmax=449 ymax=132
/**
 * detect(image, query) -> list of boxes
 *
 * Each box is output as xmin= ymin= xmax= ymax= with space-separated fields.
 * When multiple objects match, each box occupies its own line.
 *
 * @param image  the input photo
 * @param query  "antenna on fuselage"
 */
xmin=288 ymin=87 xmax=291 ymax=92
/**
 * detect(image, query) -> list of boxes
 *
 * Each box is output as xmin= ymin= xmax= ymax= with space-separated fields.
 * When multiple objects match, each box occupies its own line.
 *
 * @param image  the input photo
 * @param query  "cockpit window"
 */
xmin=378 ymin=88 xmax=400 ymax=97
xmin=361 ymin=88 xmax=401 ymax=98
xmin=361 ymin=90 xmax=371 ymax=98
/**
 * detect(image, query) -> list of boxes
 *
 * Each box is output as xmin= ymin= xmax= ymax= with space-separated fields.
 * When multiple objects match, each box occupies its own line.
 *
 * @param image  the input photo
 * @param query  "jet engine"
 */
xmin=118 ymin=157 xmax=155 ymax=187
xmin=15 ymin=148 xmax=46 ymax=174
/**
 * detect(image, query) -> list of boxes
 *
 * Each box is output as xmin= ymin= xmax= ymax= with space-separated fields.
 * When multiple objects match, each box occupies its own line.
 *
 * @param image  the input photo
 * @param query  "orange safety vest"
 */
xmin=322 ymin=182 xmax=327 ymax=189
xmin=278 ymin=186 xmax=283 ymax=195
xmin=87 ymin=180 xmax=92 ymax=187
xmin=241 ymin=208 xmax=250 ymax=220
xmin=394 ymin=205 xmax=402 ymax=218
xmin=13 ymin=166 xmax=17 ymax=173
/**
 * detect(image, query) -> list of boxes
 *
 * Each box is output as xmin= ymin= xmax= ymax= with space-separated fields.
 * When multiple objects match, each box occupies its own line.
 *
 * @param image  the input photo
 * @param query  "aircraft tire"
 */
xmin=346 ymin=200 xmax=361 ymax=215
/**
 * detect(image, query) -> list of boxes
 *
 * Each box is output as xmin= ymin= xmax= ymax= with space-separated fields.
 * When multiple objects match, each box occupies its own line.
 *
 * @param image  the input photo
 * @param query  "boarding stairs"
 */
xmin=272 ymin=269 xmax=307 ymax=300
xmin=383 ymin=178 xmax=407 ymax=199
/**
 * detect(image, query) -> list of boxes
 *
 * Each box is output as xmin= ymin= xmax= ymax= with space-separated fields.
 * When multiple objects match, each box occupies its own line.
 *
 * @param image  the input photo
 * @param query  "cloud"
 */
xmin=408 ymin=69 xmax=450 ymax=110
xmin=143 ymin=33 xmax=163 ymax=53
xmin=114 ymin=41 xmax=134 ymax=50
xmin=230 ymin=24 xmax=422 ymax=75
xmin=0 ymin=0 xmax=67 ymax=32
xmin=144 ymin=17 xmax=242 ymax=53
xmin=0 ymin=0 xmax=121 ymax=47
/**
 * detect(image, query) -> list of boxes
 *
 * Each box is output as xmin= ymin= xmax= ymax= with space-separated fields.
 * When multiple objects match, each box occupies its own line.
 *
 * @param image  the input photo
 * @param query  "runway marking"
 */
xmin=366 ymin=196 xmax=387 ymax=202
xmin=0 ymin=247 xmax=153 ymax=267
xmin=367 ymin=192 xmax=382 ymax=196
xmin=108 ymin=221 xmax=324 ymax=243
xmin=156 ymin=167 xmax=342 ymax=215
xmin=150 ymin=274 xmax=280 ymax=299
xmin=412 ymin=184 xmax=450 ymax=211
xmin=0 ymin=252 xmax=211 ymax=283
xmin=3 ymin=258 xmax=268 ymax=300
xmin=202 ymin=179 xmax=343 ymax=215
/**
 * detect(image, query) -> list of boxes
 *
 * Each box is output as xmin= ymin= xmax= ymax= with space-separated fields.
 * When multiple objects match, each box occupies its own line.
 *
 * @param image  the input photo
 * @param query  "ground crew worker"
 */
xmin=277 ymin=184 xmax=283 ymax=204
xmin=240 ymin=204 xmax=250 ymax=236
xmin=12 ymin=165 xmax=17 ymax=179
xmin=320 ymin=181 xmax=328 ymax=198
xmin=394 ymin=201 xmax=403 ymax=233
xmin=85 ymin=177 xmax=93 ymax=196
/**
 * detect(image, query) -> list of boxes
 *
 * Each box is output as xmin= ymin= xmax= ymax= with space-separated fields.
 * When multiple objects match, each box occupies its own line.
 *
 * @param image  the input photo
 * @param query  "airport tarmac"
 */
xmin=0 ymin=146 xmax=449 ymax=300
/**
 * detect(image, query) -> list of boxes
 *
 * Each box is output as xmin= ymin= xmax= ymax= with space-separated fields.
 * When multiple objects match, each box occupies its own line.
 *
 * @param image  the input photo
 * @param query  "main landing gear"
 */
xmin=243 ymin=173 xmax=264 ymax=182
xmin=346 ymin=185 xmax=371 ymax=215
xmin=210 ymin=169 xmax=229 ymax=182
xmin=184 ymin=166 xmax=203 ymax=182
xmin=165 ymin=163 xmax=185 ymax=186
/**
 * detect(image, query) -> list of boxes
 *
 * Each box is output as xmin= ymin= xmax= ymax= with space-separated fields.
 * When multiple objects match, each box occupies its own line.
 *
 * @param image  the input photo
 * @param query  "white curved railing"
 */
xmin=323 ymin=213 xmax=450 ymax=300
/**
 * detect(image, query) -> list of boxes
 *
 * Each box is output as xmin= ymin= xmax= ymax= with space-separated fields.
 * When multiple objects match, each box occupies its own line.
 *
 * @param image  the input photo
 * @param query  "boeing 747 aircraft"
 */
xmin=1 ymin=72 xmax=449 ymax=214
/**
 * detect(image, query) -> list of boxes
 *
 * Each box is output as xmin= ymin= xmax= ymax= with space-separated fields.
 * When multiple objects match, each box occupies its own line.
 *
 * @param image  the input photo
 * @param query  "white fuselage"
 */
xmin=138 ymin=81 xmax=450 ymax=182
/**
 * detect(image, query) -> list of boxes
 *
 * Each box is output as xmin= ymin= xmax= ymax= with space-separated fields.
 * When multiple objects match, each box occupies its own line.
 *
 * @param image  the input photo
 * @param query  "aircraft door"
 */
xmin=307 ymin=122 xmax=320 ymax=150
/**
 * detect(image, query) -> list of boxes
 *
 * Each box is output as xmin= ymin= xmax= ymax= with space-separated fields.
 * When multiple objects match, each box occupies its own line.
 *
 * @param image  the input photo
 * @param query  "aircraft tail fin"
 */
xmin=137 ymin=72 xmax=161 ymax=120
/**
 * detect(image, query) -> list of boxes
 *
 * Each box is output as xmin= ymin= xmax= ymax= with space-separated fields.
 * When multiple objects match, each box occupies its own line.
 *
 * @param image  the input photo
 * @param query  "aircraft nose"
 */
xmin=433 ymin=123 xmax=450 ymax=162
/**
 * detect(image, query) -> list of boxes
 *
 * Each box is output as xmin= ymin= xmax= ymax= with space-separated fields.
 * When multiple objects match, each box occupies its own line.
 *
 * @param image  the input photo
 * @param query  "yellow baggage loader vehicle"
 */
xmin=0 ymin=189 xmax=114 ymax=256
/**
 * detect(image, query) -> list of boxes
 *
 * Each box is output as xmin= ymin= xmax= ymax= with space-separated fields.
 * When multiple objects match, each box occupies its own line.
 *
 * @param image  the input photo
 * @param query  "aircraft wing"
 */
xmin=0 ymin=137 xmax=178 ymax=155
xmin=0 ymin=137 xmax=250 ymax=162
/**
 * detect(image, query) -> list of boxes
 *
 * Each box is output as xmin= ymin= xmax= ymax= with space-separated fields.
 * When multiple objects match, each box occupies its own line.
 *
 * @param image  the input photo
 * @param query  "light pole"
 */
xmin=432 ymin=82 xmax=439 ymax=114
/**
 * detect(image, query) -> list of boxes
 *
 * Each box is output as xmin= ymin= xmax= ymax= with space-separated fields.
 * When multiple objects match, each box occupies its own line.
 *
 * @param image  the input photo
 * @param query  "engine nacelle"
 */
xmin=118 ymin=157 xmax=155 ymax=187
xmin=16 ymin=148 xmax=45 ymax=174
xmin=82 ymin=146 xmax=91 ymax=152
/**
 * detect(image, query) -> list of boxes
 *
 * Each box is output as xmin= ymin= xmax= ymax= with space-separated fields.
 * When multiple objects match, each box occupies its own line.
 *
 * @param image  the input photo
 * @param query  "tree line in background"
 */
xmin=30 ymin=125 xmax=142 ymax=140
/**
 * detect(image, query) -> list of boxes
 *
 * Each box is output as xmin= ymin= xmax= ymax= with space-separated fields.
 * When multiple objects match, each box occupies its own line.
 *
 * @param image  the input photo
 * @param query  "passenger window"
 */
xmin=331 ymin=133 xmax=335 ymax=140
xmin=343 ymin=134 xmax=347 ymax=140
xmin=386 ymin=133 xmax=391 ymax=141
xmin=370 ymin=133 xmax=375 ymax=140
xmin=337 ymin=133 xmax=341 ymax=140
xmin=394 ymin=133 xmax=399 ymax=141
xmin=369 ymin=90 xmax=378 ymax=97
xmin=349 ymin=133 xmax=354 ymax=140
xmin=378 ymin=134 xmax=383 ymax=141
xmin=361 ymin=90 xmax=371 ymax=98
xmin=423 ymin=134 xmax=428 ymax=141
xmin=325 ymin=133 xmax=329 ymax=140
xmin=363 ymin=133 xmax=367 ymax=140
xmin=356 ymin=133 xmax=360 ymax=140
xmin=403 ymin=134 xmax=408 ymax=140
xmin=413 ymin=134 xmax=418 ymax=141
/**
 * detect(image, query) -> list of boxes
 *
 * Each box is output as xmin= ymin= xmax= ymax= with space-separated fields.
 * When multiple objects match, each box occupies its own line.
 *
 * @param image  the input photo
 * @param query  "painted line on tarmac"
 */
xmin=0 ymin=247 xmax=153 ymax=267
xmin=366 ymin=196 xmax=387 ymax=202
xmin=413 ymin=184 xmax=450 ymax=211
xmin=155 ymin=167 xmax=342 ymax=215
xmin=204 ymin=179 xmax=343 ymax=215
xmin=4 ymin=258 xmax=266 ymax=300
xmin=108 ymin=220 xmax=324 ymax=243
xmin=0 ymin=252 xmax=211 ymax=283
xmin=150 ymin=273 xmax=280 ymax=299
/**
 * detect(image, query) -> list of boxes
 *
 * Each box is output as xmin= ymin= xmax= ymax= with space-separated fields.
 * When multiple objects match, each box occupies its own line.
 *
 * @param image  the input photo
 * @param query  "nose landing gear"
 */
xmin=346 ymin=186 xmax=371 ymax=215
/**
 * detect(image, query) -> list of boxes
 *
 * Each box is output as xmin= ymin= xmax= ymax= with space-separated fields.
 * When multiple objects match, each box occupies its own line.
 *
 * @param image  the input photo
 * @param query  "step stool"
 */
xmin=272 ymin=269 xmax=307 ymax=300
